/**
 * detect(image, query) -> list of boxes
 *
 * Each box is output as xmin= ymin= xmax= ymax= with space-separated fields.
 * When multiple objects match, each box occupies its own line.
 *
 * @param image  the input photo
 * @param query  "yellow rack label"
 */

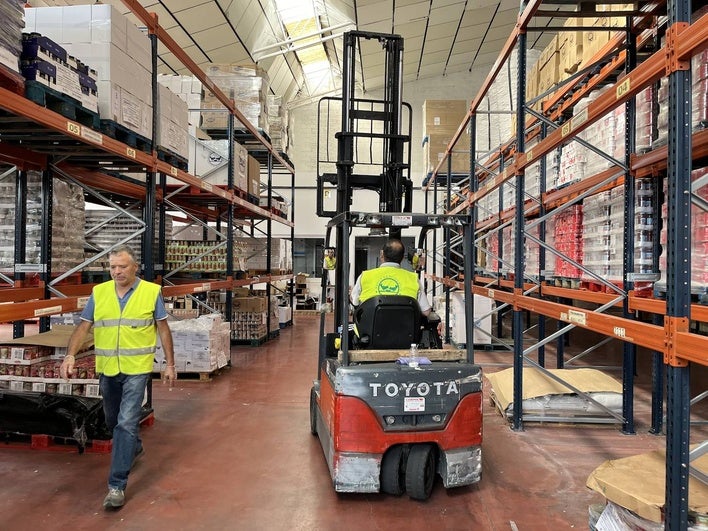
xmin=616 ymin=78 xmax=631 ymax=100
xmin=35 ymin=305 xmax=62 ymax=317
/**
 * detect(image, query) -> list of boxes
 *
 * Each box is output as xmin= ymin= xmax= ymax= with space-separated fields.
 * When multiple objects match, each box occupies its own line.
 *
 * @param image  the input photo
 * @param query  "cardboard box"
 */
xmin=422 ymin=100 xmax=468 ymax=134
xmin=558 ymin=18 xmax=584 ymax=75
xmin=248 ymin=155 xmax=261 ymax=197
xmin=5 ymin=325 xmax=93 ymax=351
xmin=232 ymin=296 xmax=267 ymax=312
xmin=424 ymin=132 xmax=471 ymax=174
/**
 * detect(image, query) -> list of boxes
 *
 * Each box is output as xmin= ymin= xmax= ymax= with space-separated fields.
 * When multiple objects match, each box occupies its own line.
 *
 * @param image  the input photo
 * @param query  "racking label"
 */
xmin=561 ymin=122 xmax=572 ymax=137
xmin=202 ymin=182 xmax=213 ymax=192
xmin=34 ymin=305 xmax=62 ymax=317
xmin=567 ymin=309 xmax=587 ymax=326
xmin=77 ymin=296 xmax=89 ymax=309
xmin=15 ymin=263 xmax=46 ymax=273
xmin=488 ymin=289 xmax=495 ymax=299
xmin=126 ymin=147 xmax=137 ymax=159
xmin=616 ymin=78 xmax=631 ymax=100
xmin=526 ymin=149 xmax=533 ymax=162
xmin=170 ymin=166 xmax=178 ymax=177
xmin=392 ymin=215 xmax=412 ymax=226
xmin=613 ymin=326 xmax=626 ymax=338
xmin=80 ymin=126 xmax=103 ymax=145
xmin=571 ymin=108 xmax=588 ymax=131
xmin=66 ymin=121 xmax=81 ymax=136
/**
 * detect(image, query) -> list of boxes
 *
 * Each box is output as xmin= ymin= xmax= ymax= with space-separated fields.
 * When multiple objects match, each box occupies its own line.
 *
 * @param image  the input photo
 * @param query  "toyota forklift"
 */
xmin=309 ymin=31 xmax=483 ymax=500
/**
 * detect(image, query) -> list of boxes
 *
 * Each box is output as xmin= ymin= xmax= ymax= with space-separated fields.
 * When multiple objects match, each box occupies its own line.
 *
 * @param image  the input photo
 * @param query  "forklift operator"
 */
xmin=350 ymin=238 xmax=431 ymax=317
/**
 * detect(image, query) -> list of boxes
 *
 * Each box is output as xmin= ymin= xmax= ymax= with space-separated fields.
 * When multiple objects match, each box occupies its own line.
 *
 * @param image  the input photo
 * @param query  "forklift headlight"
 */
xmin=432 ymin=414 xmax=442 ymax=423
xmin=385 ymin=416 xmax=395 ymax=425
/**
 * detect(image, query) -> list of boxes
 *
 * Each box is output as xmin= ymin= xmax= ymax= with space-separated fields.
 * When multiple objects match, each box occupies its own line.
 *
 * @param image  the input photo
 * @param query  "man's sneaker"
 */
xmin=103 ymin=488 xmax=125 ymax=510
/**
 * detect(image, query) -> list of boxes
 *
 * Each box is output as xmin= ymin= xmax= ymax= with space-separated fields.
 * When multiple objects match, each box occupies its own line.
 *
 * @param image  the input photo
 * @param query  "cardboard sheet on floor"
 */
xmin=4 ymin=324 xmax=93 ymax=349
xmin=486 ymin=367 xmax=623 ymax=418
xmin=586 ymin=448 xmax=708 ymax=523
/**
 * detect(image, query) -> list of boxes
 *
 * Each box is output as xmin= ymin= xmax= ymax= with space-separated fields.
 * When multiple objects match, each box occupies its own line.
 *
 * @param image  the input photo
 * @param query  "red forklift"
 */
xmin=310 ymin=31 xmax=483 ymax=500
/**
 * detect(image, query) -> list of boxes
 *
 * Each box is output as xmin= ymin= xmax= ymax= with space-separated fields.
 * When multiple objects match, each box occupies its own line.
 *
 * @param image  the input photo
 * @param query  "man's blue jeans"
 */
xmin=99 ymin=373 xmax=149 ymax=491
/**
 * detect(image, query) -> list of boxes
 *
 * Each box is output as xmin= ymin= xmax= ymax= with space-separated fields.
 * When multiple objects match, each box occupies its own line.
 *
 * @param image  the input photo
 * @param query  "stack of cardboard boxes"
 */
xmin=25 ymin=4 xmax=154 ymax=140
xmin=0 ymin=0 xmax=23 ymax=73
xmin=422 ymin=100 xmax=470 ymax=176
xmin=231 ymin=294 xmax=279 ymax=341
xmin=157 ymin=315 xmax=230 ymax=374
xmin=200 ymin=62 xmax=269 ymax=133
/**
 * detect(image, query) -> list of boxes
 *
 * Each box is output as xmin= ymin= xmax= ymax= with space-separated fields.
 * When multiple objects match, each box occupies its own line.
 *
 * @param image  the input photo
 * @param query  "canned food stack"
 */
xmin=0 ymin=344 xmax=98 ymax=397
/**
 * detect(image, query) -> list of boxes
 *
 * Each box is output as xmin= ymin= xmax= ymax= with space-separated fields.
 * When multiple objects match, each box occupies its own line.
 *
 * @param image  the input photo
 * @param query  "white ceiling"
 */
xmin=30 ymin=0 xmax=560 ymax=107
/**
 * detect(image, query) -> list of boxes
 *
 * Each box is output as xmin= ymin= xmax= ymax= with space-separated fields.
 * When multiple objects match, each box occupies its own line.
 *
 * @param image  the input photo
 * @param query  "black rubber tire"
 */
xmin=405 ymin=443 xmax=437 ymax=501
xmin=309 ymin=386 xmax=318 ymax=435
xmin=380 ymin=445 xmax=408 ymax=496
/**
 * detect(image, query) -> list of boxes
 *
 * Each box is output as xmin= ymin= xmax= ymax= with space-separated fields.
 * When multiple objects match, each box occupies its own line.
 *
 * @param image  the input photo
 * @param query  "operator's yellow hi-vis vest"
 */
xmin=93 ymin=280 xmax=161 ymax=376
xmin=359 ymin=266 xmax=419 ymax=303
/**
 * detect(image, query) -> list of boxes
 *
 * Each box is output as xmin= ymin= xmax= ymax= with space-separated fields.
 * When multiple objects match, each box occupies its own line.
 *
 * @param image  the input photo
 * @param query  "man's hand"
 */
xmin=59 ymin=355 xmax=76 ymax=379
xmin=162 ymin=365 xmax=177 ymax=388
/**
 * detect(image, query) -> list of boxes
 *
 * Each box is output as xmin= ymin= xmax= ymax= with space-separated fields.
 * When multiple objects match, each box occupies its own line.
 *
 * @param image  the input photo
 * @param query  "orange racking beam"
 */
xmin=119 ymin=0 xmax=294 ymax=175
xmin=632 ymin=128 xmax=708 ymax=177
xmin=0 ymin=287 xmax=45 ymax=303
xmin=0 ymin=298 xmax=82 ymax=323
xmin=162 ymin=280 xmax=234 ymax=298
xmin=0 ymin=87 xmax=155 ymax=167
xmin=0 ymin=142 xmax=47 ymax=171
xmin=674 ymin=332 xmax=708 ymax=365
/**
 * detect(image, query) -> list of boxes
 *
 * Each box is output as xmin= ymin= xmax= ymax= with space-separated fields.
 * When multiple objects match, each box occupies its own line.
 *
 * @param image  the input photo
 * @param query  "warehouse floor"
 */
xmin=0 ymin=314 xmax=706 ymax=530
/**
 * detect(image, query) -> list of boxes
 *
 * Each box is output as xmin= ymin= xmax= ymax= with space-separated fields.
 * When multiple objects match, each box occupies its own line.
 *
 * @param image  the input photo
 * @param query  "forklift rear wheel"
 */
xmin=405 ymin=443 xmax=436 ymax=500
xmin=309 ymin=387 xmax=317 ymax=435
xmin=380 ymin=444 xmax=408 ymax=496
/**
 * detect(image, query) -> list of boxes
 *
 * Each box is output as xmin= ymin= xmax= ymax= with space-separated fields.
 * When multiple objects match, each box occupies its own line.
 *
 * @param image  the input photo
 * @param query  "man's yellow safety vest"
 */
xmin=93 ymin=280 xmax=161 ymax=376
xmin=359 ymin=266 xmax=419 ymax=303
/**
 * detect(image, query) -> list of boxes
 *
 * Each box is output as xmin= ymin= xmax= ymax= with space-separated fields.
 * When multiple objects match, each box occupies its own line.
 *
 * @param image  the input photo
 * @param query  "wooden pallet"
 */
xmin=231 ymin=334 xmax=268 ymax=346
xmin=100 ymin=119 xmax=152 ymax=153
xmin=25 ymin=80 xmax=100 ymax=129
xmin=156 ymin=146 xmax=188 ymax=171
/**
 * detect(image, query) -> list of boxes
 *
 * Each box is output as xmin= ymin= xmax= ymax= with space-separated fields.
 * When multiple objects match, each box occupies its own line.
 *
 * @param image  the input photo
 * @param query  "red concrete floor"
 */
xmin=0 ymin=315 xmax=705 ymax=530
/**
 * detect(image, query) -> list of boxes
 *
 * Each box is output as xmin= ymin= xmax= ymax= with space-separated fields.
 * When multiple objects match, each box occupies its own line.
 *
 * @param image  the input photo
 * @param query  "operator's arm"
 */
xmin=417 ymin=278 xmax=431 ymax=317
xmin=60 ymin=320 xmax=93 ymax=379
xmin=350 ymin=274 xmax=363 ymax=306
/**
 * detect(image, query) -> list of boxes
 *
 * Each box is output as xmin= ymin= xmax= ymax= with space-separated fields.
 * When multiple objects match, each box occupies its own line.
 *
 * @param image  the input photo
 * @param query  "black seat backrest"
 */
xmin=354 ymin=295 xmax=422 ymax=349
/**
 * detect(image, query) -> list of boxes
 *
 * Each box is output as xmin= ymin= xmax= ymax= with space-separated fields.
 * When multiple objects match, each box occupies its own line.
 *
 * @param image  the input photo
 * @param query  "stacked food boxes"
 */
xmin=200 ymin=62 xmax=269 ymax=133
xmin=25 ymin=4 xmax=153 ymax=139
xmin=422 ymin=100 xmax=470 ymax=175
xmin=158 ymin=315 xmax=230 ymax=373
xmin=0 ymin=326 xmax=98 ymax=397
xmin=0 ymin=0 xmax=23 ymax=72
xmin=164 ymin=240 xmax=239 ymax=273
xmin=20 ymin=32 xmax=99 ymax=113
xmin=231 ymin=295 xmax=279 ymax=340
xmin=267 ymin=94 xmax=288 ymax=152
xmin=233 ymin=237 xmax=292 ymax=273
xmin=157 ymin=74 xmax=203 ymax=131
xmin=156 ymin=83 xmax=189 ymax=160
xmin=0 ymin=171 xmax=85 ymax=273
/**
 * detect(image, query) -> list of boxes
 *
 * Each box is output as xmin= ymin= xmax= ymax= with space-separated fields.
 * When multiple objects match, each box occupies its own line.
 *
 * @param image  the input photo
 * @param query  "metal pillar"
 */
xmin=13 ymin=169 xmax=27 ymax=338
xmin=621 ymin=22 xmax=637 ymax=436
xmin=39 ymin=167 xmax=53 ymax=333
xmin=538 ymin=123 xmax=548 ymax=367
xmin=511 ymin=26 xmax=527 ymax=432
xmin=226 ymin=114 xmax=235 ymax=330
xmin=664 ymin=0 xmax=692 ymax=527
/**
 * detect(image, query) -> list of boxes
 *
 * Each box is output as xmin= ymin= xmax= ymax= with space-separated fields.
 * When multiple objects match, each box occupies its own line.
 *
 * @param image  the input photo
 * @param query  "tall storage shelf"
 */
xmin=424 ymin=0 xmax=708 ymax=527
xmin=0 ymin=0 xmax=295 ymax=340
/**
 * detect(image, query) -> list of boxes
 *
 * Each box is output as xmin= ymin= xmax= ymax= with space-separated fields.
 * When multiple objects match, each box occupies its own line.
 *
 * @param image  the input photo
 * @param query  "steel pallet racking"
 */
xmin=0 ymin=0 xmax=295 ymax=339
xmin=423 ymin=0 xmax=707 ymax=527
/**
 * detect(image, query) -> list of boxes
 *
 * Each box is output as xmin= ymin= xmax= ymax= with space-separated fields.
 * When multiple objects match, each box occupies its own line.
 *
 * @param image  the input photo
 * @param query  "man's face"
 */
xmin=109 ymin=252 xmax=138 ymax=288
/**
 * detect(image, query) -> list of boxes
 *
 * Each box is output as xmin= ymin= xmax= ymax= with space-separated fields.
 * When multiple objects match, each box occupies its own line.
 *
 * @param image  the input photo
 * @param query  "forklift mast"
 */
xmin=317 ymin=31 xmax=413 ymax=330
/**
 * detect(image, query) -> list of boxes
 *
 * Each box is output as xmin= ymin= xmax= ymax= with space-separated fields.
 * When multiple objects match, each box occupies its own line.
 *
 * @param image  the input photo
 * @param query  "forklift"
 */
xmin=309 ymin=31 xmax=483 ymax=500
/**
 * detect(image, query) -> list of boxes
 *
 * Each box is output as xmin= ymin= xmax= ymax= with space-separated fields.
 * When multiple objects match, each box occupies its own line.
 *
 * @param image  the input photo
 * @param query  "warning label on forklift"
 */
xmin=404 ymin=397 xmax=425 ymax=412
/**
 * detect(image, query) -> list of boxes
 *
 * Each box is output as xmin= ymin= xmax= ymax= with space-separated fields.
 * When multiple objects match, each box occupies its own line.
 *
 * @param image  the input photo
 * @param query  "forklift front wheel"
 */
xmin=405 ymin=443 xmax=437 ymax=500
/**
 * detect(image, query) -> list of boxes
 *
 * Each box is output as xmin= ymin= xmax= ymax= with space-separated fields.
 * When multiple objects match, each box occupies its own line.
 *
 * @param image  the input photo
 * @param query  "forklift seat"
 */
xmin=353 ymin=295 xmax=422 ymax=349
